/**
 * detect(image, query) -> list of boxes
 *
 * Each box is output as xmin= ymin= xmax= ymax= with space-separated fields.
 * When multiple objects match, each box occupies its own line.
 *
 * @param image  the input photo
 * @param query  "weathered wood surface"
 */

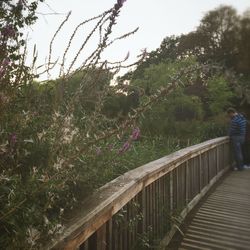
xmin=48 ymin=137 xmax=230 ymax=250
xmin=179 ymin=169 xmax=250 ymax=250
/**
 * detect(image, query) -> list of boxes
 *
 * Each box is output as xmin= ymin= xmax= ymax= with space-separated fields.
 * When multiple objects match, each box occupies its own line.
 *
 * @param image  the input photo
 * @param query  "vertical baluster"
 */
xmin=185 ymin=161 xmax=189 ymax=205
xmin=155 ymin=180 xmax=159 ymax=238
xmin=112 ymin=216 xmax=118 ymax=250
xmin=106 ymin=219 xmax=112 ymax=250
xmin=159 ymin=177 xmax=164 ymax=238
xmin=169 ymin=171 xmax=174 ymax=222
xmin=88 ymin=232 xmax=97 ymax=250
xmin=176 ymin=167 xmax=179 ymax=210
xmin=216 ymin=146 xmax=219 ymax=174
xmin=138 ymin=189 xmax=146 ymax=236
xmin=79 ymin=240 xmax=88 ymax=250
xmin=122 ymin=204 xmax=128 ymax=250
xmin=146 ymin=185 xmax=150 ymax=232
xmin=166 ymin=173 xmax=171 ymax=232
xmin=199 ymin=153 xmax=202 ymax=193
xmin=97 ymin=224 xmax=107 ymax=250
xmin=151 ymin=183 xmax=155 ymax=240
xmin=127 ymin=202 xmax=132 ymax=250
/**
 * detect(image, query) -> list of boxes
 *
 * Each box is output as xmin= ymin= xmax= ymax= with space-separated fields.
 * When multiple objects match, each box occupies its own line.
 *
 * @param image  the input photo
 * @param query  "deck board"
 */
xmin=179 ymin=169 xmax=250 ymax=250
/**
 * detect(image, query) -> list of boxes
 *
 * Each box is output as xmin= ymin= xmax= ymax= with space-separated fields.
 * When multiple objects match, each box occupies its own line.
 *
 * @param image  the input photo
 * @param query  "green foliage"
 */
xmin=206 ymin=75 xmax=234 ymax=115
xmin=132 ymin=57 xmax=197 ymax=95
xmin=199 ymin=114 xmax=228 ymax=140
xmin=140 ymin=90 xmax=204 ymax=138
xmin=126 ymin=5 xmax=250 ymax=111
xmin=1 ymin=2 xmax=248 ymax=249
xmin=0 ymin=0 xmax=142 ymax=247
xmin=0 ymin=0 xmax=44 ymax=95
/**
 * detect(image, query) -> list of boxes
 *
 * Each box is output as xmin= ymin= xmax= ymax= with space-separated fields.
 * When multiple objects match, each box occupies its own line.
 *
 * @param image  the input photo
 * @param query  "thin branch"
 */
xmin=60 ymin=9 xmax=112 ymax=77
xmin=47 ymin=11 xmax=72 ymax=77
xmin=65 ymin=10 xmax=111 ymax=76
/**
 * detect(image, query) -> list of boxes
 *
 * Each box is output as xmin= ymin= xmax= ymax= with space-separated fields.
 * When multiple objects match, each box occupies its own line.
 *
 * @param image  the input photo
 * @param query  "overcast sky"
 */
xmin=26 ymin=0 xmax=250 ymax=79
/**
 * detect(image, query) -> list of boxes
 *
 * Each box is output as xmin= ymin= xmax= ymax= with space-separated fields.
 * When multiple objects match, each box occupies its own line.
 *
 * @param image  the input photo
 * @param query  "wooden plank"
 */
xmin=179 ymin=170 xmax=250 ymax=250
xmin=159 ymin=166 xmax=229 ymax=248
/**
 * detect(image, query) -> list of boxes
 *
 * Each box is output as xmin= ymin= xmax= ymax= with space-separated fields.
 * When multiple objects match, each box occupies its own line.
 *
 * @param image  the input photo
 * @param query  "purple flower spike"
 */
xmin=10 ymin=133 xmax=17 ymax=146
xmin=131 ymin=127 xmax=140 ymax=141
xmin=0 ymin=59 xmax=10 ymax=78
xmin=0 ymin=67 xmax=5 ymax=77
xmin=118 ymin=141 xmax=130 ymax=154
xmin=2 ymin=58 xmax=10 ymax=67
xmin=117 ymin=0 xmax=127 ymax=6
xmin=1 ymin=25 xmax=16 ymax=38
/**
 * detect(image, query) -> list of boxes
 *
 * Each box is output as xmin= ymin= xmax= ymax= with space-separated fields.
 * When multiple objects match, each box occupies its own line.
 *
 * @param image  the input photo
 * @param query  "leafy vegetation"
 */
xmin=0 ymin=1 xmax=249 ymax=249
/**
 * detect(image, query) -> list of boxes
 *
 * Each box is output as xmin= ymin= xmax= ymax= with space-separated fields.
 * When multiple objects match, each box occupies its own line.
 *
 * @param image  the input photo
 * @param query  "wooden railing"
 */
xmin=49 ymin=137 xmax=231 ymax=250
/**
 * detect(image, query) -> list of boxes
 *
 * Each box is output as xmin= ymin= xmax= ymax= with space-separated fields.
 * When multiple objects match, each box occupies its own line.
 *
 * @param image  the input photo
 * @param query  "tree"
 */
xmin=206 ymin=75 xmax=234 ymax=115
xmin=0 ymin=0 xmax=44 ymax=87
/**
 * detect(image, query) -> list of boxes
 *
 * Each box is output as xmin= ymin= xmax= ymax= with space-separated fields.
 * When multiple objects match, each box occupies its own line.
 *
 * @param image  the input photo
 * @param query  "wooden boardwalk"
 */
xmin=178 ymin=169 xmax=250 ymax=250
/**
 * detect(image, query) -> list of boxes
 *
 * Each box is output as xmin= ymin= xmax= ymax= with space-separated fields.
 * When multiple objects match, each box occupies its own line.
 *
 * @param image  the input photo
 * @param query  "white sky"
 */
xmin=26 ymin=0 xmax=250 ymax=80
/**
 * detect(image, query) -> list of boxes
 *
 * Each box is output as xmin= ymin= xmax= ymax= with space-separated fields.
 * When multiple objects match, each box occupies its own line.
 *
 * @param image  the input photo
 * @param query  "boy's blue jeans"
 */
xmin=230 ymin=136 xmax=245 ymax=170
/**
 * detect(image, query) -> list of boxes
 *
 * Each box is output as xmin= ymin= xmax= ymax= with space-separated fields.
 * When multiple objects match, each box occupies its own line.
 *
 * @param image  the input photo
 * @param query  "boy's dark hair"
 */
xmin=227 ymin=107 xmax=236 ymax=114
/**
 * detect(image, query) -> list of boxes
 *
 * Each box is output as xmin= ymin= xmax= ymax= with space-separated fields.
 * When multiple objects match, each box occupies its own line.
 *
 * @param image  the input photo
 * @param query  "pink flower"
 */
xmin=17 ymin=0 xmax=24 ymax=7
xmin=0 ymin=59 xmax=11 ymax=78
xmin=117 ymin=0 xmax=127 ymax=6
xmin=118 ymin=141 xmax=130 ymax=154
xmin=0 ymin=67 xmax=5 ymax=77
xmin=10 ymin=133 xmax=17 ymax=146
xmin=131 ymin=127 xmax=140 ymax=140
xmin=1 ymin=58 xmax=10 ymax=67
xmin=1 ymin=25 xmax=16 ymax=38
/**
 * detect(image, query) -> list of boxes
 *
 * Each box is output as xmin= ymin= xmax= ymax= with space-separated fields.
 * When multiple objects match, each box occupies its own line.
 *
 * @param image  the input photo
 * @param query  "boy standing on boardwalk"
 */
xmin=227 ymin=108 xmax=247 ymax=171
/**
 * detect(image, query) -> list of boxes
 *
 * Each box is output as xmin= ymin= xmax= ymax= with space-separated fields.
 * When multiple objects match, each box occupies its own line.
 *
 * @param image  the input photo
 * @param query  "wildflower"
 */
xmin=0 ymin=67 xmax=5 ymax=77
xmin=0 ymin=58 xmax=10 ymax=78
xmin=118 ymin=141 xmax=130 ymax=154
xmin=1 ymin=58 xmax=10 ymax=67
xmin=131 ymin=127 xmax=140 ymax=140
xmin=17 ymin=0 xmax=24 ymax=7
xmin=1 ymin=25 xmax=16 ymax=38
xmin=117 ymin=0 xmax=127 ymax=6
xmin=10 ymin=133 xmax=17 ymax=146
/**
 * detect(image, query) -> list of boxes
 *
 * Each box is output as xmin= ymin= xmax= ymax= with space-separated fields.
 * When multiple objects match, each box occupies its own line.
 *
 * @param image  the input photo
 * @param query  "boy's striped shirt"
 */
xmin=229 ymin=113 xmax=247 ymax=136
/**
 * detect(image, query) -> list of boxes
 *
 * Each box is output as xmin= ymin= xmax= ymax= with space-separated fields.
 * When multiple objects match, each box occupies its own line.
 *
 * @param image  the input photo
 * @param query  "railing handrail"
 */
xmin=49 ymin=136 xmax=229 ymax=249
